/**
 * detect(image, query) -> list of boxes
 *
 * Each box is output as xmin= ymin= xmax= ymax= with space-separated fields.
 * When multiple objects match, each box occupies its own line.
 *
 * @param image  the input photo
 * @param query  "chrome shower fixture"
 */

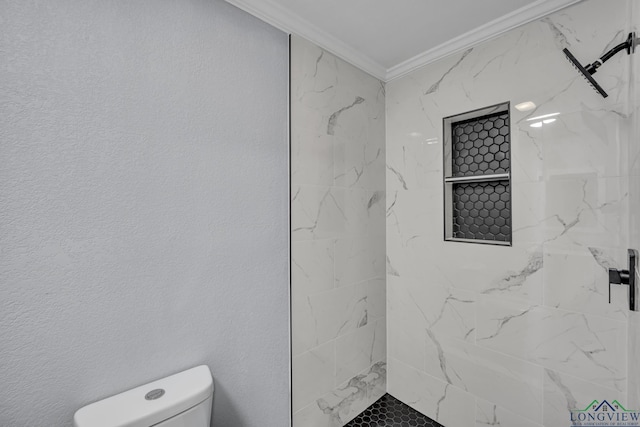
xmin=563 ymin=32 xmax=638 ymax=98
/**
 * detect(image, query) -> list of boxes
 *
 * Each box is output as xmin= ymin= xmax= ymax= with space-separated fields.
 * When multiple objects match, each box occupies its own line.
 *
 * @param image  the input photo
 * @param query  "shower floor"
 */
xmin=345 ymin=394 xmax=444 ymax=427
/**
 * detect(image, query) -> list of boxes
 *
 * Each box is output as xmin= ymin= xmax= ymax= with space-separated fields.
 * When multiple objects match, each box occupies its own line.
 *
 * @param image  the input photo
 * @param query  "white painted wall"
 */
xmin=0 ymin=1 xmax=289 ymax=426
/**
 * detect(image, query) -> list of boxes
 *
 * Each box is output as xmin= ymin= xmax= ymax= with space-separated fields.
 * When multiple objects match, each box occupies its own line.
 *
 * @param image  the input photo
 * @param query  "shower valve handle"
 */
xmin=608 ymin=249 xmax=638 ymax=311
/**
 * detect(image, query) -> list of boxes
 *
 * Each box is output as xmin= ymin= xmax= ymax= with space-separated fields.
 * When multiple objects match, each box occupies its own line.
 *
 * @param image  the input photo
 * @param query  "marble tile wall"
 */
xmin=291 ymin=36 xmax=387 ymax=426
xmin=628 ymin=0 xmax=640 ymax=410
xmin=386 ymin=1 xmax=636 ymax=426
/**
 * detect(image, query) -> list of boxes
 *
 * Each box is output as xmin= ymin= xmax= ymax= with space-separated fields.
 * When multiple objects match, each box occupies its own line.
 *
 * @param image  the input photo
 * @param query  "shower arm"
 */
xmin=584 ymin=32 xmax=638 ymax=75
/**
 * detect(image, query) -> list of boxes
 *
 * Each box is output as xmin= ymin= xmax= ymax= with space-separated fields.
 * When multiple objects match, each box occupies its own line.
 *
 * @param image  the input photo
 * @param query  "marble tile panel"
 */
xmin=385 ymin=136 xmax=442 ymax=192
xmin=291 ymin=101 xmax=331 ymax=136
xmin=292 ymin=279 xmax=384 ymax=355
xmin=511 ymin=181 xmax=546 ymax=245
xmin=291 ymin=42 xmax=340 ymax=111
xmin=292 ymin=33 xmax=386 ymax=424
xmin=476 ymin=299 xmax=627 ymax=391
xmin=628 ymin=310 xmax=640 ymax=409
xmin=292 ymin=185 xmax=345 ymax=242
xmin=543 ymin=0 xmax=631 ymax=103
xmin=543 ymin=244 xmax=628 ymax=321
xmin=630 ymin=0 xmax=640 ymax=412
xmin=334 ymin=129 xmax=385 ymax=191
xmin=392 ymin=2 xmax=628 ymax=107
xmin=631 ymin=175 xmax=640 ymax=264
xmin=474 ymin=245 xmax=544 ymax=304
xmin=386 ymin=188 xmax=442 ymax=244
xmin=293 ymin=402 xmax=338 ymax=427
xmin=632 ymin=103 xmax=640 ymax=177
xmin=386 ymin=233 xmax=451 ymax=285
xmin=293 ymin=341 xmax=335 ymax=412
xmin=633 ymin=45 xmax=640 ymax=173
xmin=365 ymin=277 xmax=386 ymax=321
xmin=336 ymin=318 xmax=386 ymax=386
xmin=326 ymin=97 xmax=372 ymax=141
xmin=387 ymin=309 xmax=426 ymax=372
xmin=423 ymin=337 xmax=544 ymax=423
xmin=292 ymin=40 xmax=381 ymax=123
xmin=366 ymin=190 xmax=386 ymax=237
xmin=537 ymin=108 xmax=628 ymax=180
xmin=388 ymin=275 xmax=475 ymax=343
xmin=387 ymin=233 xmax=544 ymax=304
xmin=634 ymin=3 xmax=640 ymax=179
xmin=439 ymin=242 xmax=543 ymax=303
xmin=322 ymin=361 xmax=387 ymax=425
xmin=334 ymin=236 xmax=385 ymax=287
xmin=476 ymin=398 xmax=543 ymax=427
xmin=385 ymin=2 xmax=633 ymax=427
xmin=387 ymin=357 xmax=476 ymax=427
xmin=387 ymin=275 xmax=429 ymax=371
xmin=401 ymin=8 xmax=629 ymax=121
xmin=292 ymin=186 xmax=370 ymax=241
xmin=291 ymin=130 xmax=335 ymax=187
xmin=511 ymin=124 xmax=544 ymax=184
xmin=387 ymin=175 xmax=547 ymax=249
xmin=543 ymin=175 xmax=629 ymax=249
xmin=332 ymin=187 xmax=372 ymax=238
xmin=294 ymin=361 xmax=387 ymax=427
xmin=292 ymin=239 xmax=334 ymax=297
xmin=543 ymin=368 xmax=626 ymax=427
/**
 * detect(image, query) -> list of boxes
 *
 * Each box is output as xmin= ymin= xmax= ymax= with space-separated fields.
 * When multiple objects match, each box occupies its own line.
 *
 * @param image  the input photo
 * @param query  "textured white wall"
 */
xmin=0 ymin=1 xmax=289 ymax=426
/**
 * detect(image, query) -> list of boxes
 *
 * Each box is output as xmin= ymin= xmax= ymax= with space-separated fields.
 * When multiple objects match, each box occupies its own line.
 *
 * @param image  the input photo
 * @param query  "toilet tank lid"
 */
xmin=73 ymin=365 xmax=213 ymax=427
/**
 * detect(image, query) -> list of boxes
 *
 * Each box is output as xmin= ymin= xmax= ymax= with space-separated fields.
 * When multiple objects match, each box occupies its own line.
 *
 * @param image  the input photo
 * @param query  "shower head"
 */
xmin=562 ymin=32 xmax=638 ymax=99
xmin=563 ymin=47 xmax=608 ymax=98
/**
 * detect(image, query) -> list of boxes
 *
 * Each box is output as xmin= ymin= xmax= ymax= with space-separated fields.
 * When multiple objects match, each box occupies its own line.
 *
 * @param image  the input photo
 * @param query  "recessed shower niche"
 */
xmin=443 ymin=102 xmax=512 ymax=245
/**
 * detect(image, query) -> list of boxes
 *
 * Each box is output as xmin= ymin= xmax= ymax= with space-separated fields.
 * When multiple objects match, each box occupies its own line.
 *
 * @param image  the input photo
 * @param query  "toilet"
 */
xmin=73 ymin=365 xmax=213 ymax=427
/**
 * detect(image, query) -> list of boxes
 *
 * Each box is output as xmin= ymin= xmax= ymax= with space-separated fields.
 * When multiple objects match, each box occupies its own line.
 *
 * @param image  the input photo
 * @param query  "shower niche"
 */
xmin=443 ymin=102 xmax=512 ymax=245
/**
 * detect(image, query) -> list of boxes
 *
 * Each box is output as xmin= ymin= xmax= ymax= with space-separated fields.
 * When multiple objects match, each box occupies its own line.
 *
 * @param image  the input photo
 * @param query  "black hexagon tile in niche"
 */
xmin=452 ymin=181 xmax=511 ymax=242
xmin=345 ymin=394 xmax=444 ymax=427
xmin=451 ymin=112 xmax=510 ymax=177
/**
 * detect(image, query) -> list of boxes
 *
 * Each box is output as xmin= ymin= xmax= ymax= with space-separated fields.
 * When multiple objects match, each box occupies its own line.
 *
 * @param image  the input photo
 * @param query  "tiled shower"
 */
xmin=291 ymin=36 xmax=387 ymax=424
xmin=292 ymin=0 xmax=640 ymax=426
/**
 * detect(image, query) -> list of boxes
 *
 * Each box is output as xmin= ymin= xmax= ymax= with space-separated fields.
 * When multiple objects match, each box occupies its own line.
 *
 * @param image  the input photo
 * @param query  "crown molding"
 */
xmin=224 ymin=0 xmax=387 ymax=80
xmin=225 ymin=0 xmax=584 ymax=83
xmin=385 ymin=0 xmax=584 ymax=81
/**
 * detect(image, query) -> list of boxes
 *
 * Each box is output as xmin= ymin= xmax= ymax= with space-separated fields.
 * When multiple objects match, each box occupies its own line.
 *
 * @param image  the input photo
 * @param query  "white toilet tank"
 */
xmin=74 ymin=365 xmax=213 ymax=427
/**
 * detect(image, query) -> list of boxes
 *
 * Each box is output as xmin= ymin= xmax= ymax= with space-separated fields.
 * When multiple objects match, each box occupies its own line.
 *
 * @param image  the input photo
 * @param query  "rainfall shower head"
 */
xmin=563 ymin=32 xmax=638 ymax=99
xmin=563 ymin=47 xmax=608 ymax=98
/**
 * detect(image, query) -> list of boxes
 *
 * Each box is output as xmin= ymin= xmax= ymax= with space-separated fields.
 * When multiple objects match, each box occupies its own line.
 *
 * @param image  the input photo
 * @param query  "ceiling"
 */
xmin=224 ymin=0 xmax=583 ymax=81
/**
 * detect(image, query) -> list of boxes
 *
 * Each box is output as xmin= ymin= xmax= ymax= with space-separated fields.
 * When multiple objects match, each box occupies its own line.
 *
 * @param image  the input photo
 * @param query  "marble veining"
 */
xmin=327 ymin=96 xmax=366 ymax=136
xmin=386 ymin=165 xmax=408 ymax=190
xmin=292 ymin=34 xmax=386 ymax=426
xmin=482 ymin=251 xmax=543 ymax=295
xmin=425 ymin=48 xmax=473 ymax=95
xmin=386 ymin=1 xmax=635 ymax=425
xmin=588 ymin=246 xmax=617 ymax=270
xmin=367 ymin=190 xmax=384 ymax=211
xmin=317 ymin=362 xmax=387 ymax=424
xmin=386 ymin=255 xmax=399 ymax=277
xmin=545 ymin=369 xmax=577 ymax=413
xmin=541 ymin=17 xmax=571 ymax=49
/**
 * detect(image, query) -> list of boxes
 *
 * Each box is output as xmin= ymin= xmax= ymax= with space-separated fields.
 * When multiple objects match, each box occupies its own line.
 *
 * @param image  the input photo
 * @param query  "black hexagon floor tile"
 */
xmin=345 ymin=394 xmax=444 ymax=427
